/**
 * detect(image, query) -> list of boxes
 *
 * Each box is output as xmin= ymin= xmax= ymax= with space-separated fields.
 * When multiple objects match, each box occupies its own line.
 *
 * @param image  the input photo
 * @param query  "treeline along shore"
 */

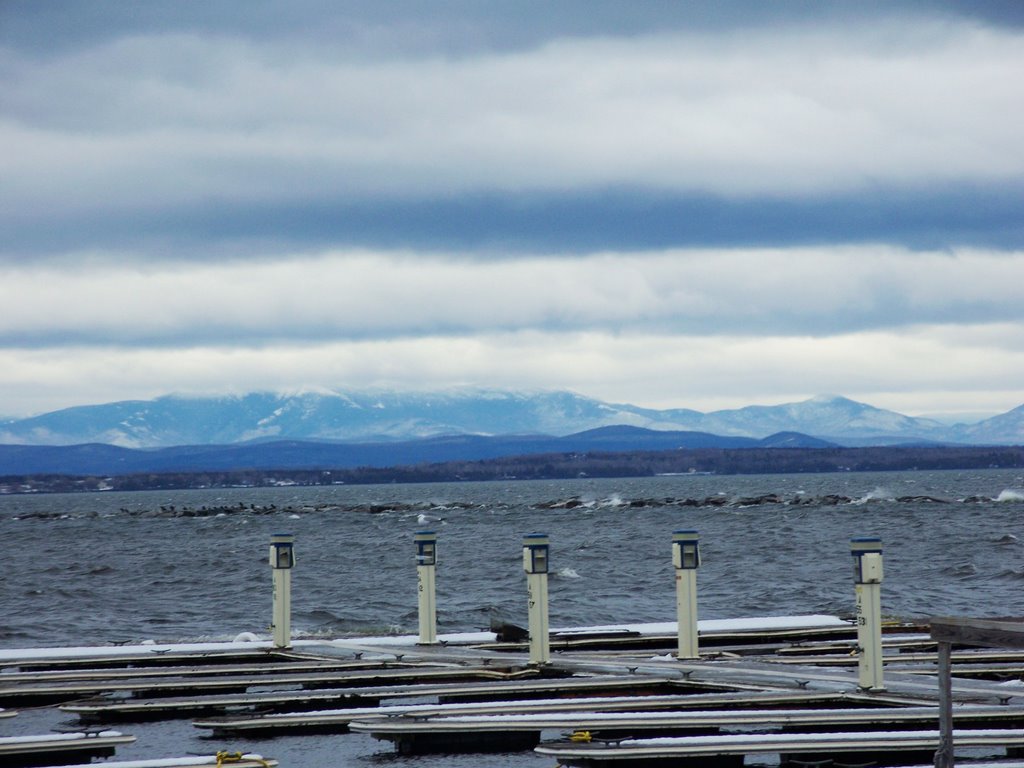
xmin=2 ymin=444 xmax=1023 ymax=495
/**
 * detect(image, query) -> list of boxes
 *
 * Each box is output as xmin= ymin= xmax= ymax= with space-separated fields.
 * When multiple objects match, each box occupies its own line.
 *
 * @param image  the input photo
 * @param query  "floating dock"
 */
xmin=3 ymin=614 xmax=1024 ymax=767
xmin=535 ymin=729 xmax=1024 ymax=767
xmin=194 ymin=689 xmax=861 ymax=737
xmin=31 ymin=756 xmax=276 ymax=768
xmin=0 ymin=730 xmax=136 ymax=767
xmin=0 ymin=662 xmax=532 ymax=706
xmin=350 ymin=704 xmax=1024 ymax=755
xmin=61 ymin=673 xmax=687 ymax=723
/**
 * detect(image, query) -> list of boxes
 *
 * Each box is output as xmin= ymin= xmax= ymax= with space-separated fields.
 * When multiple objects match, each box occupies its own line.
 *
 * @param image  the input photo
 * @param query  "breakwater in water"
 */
xmin=7 ymin=488 xmax=1022 ymax=521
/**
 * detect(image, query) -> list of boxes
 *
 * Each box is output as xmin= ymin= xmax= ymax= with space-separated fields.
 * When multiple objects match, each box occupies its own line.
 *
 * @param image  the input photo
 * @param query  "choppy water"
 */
xmin=2 ymin=470 xmax=1023 ymax=766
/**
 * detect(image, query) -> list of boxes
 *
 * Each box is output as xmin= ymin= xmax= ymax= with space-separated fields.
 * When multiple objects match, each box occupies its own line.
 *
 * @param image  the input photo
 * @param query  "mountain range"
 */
xmin=2 ymin=390 xmax=1022 ymax=449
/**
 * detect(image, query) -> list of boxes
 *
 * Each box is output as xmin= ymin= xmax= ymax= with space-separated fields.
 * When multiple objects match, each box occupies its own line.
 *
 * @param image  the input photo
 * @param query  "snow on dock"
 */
xmin=0 ymin=615 xmax=846 ymax=667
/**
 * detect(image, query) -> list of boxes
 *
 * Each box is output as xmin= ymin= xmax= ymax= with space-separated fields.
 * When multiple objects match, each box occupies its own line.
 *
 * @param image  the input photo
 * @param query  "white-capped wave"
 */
xmin=855 ymin=486 xmax=896 ymax=504
xmin=996 ymin=489 xmax=1024 ymax=502
xmin=556 ymin=567 xmax=582 ymax=579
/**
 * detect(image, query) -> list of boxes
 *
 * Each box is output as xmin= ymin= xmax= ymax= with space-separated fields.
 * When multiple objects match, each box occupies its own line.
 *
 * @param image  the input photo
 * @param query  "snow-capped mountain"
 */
xmin=0 ymin=390 xmax=660 ymax=448
xmin=951 ymin=404 xmax=1024 ymax=445
xmin=696 ymin=394 xmax=949 ymax=442
xmin=0 ymin=390 xmax=1019 ymax=448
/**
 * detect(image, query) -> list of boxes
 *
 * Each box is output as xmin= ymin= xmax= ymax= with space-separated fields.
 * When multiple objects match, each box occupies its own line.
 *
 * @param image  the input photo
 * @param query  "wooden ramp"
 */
xmin=0 ymin=730 xmax=136 ymax=767
xmin=535 ymin=728 xmax=1024 ymax=767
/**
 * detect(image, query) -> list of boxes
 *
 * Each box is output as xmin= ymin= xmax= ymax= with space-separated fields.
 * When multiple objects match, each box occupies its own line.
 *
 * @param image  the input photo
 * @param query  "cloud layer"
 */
xmin=4 ymin=12 xmax=1023 ymax=254
xmin=2 ymin=246 xmax=1023 ymax=344
xmin=1 ymin=2 xmax=1022 ymax=419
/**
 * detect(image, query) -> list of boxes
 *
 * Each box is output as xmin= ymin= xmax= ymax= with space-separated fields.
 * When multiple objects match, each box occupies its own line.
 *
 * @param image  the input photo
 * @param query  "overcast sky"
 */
xmin=2 ymin=1 xmax=1022 ymax=419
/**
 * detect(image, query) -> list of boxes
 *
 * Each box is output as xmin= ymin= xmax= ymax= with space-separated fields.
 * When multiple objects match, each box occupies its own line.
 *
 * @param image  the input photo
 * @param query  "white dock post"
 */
xmin=672 ymin=530 xmax=701 ymax=659
xmin=851 ymin=537 xmax=885 ymax=690
xmin=522 ymin=533 xmax=551 ymax=665
xmin=268 ymin=534 xmax=295 ymax=648
xmin=415 ymin=531 xmax=438 ymax=644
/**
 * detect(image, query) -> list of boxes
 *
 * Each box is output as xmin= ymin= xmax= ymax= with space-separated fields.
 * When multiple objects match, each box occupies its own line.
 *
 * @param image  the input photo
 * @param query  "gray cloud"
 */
xmin=2 ymin=1 xmax=1023 ymax=419
xmin=5 ymin=2 xmax=1024 ymax=59
xmin=3 ymin=14 xmax=1022 ymax=256
xmin=1 ymin=246 xmax=1021 ymax=346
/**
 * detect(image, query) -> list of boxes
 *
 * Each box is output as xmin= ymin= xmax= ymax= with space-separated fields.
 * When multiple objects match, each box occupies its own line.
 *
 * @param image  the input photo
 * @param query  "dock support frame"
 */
xmin=934 ymin=639 xmax=954 ymax=768
xmin=930 ymin=616 xmax=1024 ymax=768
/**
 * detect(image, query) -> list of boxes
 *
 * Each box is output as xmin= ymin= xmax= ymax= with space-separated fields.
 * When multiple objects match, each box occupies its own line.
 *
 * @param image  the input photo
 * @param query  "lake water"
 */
xmin=2 ymin=469 xmax=1023 ymax=766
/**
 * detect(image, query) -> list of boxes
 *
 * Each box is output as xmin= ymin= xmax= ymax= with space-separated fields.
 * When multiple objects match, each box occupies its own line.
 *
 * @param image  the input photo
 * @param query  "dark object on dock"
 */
xmin=490 ymin=616 xmax=529 ymax=642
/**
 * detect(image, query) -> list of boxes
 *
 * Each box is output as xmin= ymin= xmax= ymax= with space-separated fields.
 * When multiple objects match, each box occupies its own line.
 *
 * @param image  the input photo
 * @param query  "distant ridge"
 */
xmin=0 ymin=389 xmax=1022 ymax=450
xmin=0 ymin=427 xmax=834 ymax=476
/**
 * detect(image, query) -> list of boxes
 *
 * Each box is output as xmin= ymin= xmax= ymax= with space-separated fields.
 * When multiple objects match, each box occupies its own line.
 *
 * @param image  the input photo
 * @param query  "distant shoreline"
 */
xmin=2 ymin=444 xmax=1022 ymax=495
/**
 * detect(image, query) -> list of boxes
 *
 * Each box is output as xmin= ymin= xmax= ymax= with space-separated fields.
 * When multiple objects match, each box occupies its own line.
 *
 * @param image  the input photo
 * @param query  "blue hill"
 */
xmin=0 ymin=427 xmax=828 ymax=476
